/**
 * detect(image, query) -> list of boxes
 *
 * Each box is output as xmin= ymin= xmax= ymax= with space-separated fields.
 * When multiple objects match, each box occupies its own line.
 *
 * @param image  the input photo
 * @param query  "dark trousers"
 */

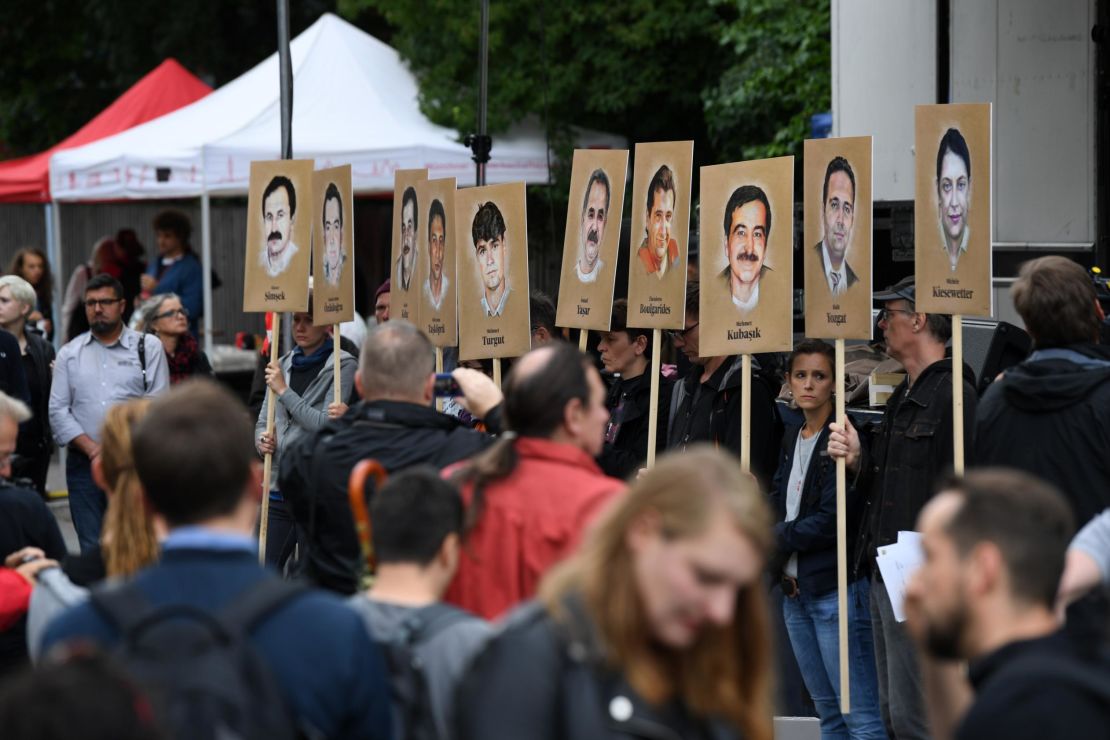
xmin=66 ymin=451 xmax=106 ymax=554
xmin=13 ymin=450 xmax=51 ymax=499
xmin=264 ymin=495 xmax=299 ymax=574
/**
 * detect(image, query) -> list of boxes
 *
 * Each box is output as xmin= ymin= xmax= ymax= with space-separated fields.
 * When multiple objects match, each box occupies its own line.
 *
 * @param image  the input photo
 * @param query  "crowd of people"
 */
xmin=0 ymin=246 xmax=1104 ymax=740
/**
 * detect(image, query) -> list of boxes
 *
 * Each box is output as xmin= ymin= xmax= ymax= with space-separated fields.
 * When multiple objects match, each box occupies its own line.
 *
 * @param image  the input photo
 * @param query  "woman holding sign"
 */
xmin=770 ymin=340 xmax=885 ymax=740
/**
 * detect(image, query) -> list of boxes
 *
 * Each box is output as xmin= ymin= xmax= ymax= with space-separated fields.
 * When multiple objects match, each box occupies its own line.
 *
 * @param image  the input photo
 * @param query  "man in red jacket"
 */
xmin=446 ymin=343 xmax=624 ymax=619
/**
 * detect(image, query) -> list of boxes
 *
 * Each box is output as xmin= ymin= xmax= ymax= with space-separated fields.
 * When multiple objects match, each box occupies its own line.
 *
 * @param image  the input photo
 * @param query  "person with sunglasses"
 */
xmin=49 ymin=274 xmax=169 ymax=554
xmin=136 ymin=293 xmax=212 ymax=385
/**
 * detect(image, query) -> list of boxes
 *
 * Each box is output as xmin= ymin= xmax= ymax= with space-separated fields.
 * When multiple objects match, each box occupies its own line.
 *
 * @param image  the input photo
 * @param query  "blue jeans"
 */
xmin=783 ymin=577 xmax=888 ymax=740
xmin=66 ymin=451 xmax=107 ymax=554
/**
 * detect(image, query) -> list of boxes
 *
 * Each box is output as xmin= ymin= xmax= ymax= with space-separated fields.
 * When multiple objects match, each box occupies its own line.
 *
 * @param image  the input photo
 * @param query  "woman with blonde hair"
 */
xmin=456 ymin=445 xmax=775 ymax=740
xmin=27 ymin=399 xmax=159 ymax=658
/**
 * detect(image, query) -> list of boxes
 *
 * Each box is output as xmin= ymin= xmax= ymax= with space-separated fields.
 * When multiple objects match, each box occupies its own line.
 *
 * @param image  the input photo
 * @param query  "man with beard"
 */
xmin=471 ymin=202 xmax=510 ymax=317
xmin=905 ymin=469 xmax=1110 ymax=740
xmin=636 ymin=165 xmax=679 ymax=279
xmin=423 ymin=199 xmax=449 ymax=311
xmin=49 ymin=274 xmax=169 ymax=552
xmin=396 ymin=186 xmax=418 ymax=292
xmin=815 ymin=157 xmax=859 ymax=296
xmin=720 ymin=185 xmax=772 ymax=313
xmin=260 ymin=175 xmax=300 ymax=278
xmin=321 ymin=183 xmax=346 ymax=287
xmin=576 ymin=169 xmax=610 ymax=284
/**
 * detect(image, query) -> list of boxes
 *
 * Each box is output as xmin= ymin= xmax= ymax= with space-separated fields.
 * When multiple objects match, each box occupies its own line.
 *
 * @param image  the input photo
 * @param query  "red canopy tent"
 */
xmin=0 ymin=59 xmax=212 ymax=203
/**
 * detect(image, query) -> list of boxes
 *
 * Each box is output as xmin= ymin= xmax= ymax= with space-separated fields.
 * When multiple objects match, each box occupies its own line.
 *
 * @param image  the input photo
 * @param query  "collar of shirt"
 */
xmin=576 ymin=259 xmax=602 ymax=283
xmin=939 ymin=223 xmax=970 ymax=269
xmin=821 ymin=241 xmax=848 ymax=292
xmin=482 ymin=286 xmax=510 ymax=316
xmin=731 ymin=280 xmax=760 ymax=311
xmin=80 ymin=325 xmax=138 ymax=350
xmin=162 ymin=526 xmax=257 ymax=554
xmin=161 ymin=254 xmax=184 ymax=268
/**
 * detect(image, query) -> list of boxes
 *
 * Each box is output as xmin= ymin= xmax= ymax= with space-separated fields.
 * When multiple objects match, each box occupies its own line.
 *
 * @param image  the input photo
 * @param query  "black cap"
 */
xmin=874 ymin=275 xmax=915 ymax=303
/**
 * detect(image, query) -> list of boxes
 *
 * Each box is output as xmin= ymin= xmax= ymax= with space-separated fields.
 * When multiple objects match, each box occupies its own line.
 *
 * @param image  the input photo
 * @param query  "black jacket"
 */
xmin=956 ymin=632 xmax=1110 ymax=740
xmin=20 ymin=331 xmax=55 ymax=454
xmin=975 ymin=343 xmax=1110 ymax=527
xmin=854 ymin=358 xmax=977 ymax=571
xmin=0 ymin=330 xmax=29 ymax=406
xmin=769 ymin=421 xmax=865 ymax=594
xmin=278 ymin=399 xmax=500 ymax=595
xmin=456 ymin=598 xmax=740 ymax=740
xmin=665 ymin=355 xmax=782 ymax=487
xmin=597 ymin=371 xmax=674 ymax=480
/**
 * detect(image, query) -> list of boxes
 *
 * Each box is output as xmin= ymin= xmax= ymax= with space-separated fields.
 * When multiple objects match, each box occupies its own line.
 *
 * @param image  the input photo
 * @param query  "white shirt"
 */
xmin=481 ymin=285 xmax=510 ymax=317
xmin=821 ymin=241 xmax=849 ymax=296
xmin=423 ymin=274 xmax=451 ymax=312
xmin=731 ymin=280 xmax=760 ymax=312
xmin=576 ymin=257 xmax=603 ymax=284
xmin=784 ymin=431 xmax=820 ymax=578
xmin=260 ymin=240 xmax=299 ymax=278
xmin=940 ymin=225 xmax=970 ymax=272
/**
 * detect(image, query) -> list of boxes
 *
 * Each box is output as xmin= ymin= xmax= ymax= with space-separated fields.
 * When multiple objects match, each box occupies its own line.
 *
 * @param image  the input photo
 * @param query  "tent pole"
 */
xmin=277 ymin=0 xmax=293 ymax=161
xmin=466 ymin=0 xmax=491 ymax=186
xmin=46 ymin=201 xmax=63 ymax=351
xmin=200 ymin=191 xmax=214 ymax=357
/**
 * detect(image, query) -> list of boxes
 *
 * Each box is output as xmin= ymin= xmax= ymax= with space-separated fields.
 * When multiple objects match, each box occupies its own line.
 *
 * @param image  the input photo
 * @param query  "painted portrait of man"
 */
xmin=816 ymin=156 xmax=858 ymax=296
xmin=636 ymin=165 xmax=679 ymax=280
xmin=576 ymin=168 xmax=610 ymax=284
xmin=396 ymin=185 xmax=419 ymax=290
xmin=260 ymin=175 xmax=299 ymax=278
xmin=320 ymin=182 xmax=345 ymax=288
xmin=936 ymin=127 xmax=972 ymax=272
xmin=471 ymin=201 xmax=510 ymax=317
xmin=423 ymin=198 xmax=449 ymax=311
xmin=720 ymin=184 xmax=772 ymax=313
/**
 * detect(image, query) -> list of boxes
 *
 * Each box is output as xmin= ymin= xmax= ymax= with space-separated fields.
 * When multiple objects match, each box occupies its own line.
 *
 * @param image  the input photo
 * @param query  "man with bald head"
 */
xmin=444 ymin=342 xmax=625 ymax=620
xmin=280 ymin=320 xmax=505 ymax=594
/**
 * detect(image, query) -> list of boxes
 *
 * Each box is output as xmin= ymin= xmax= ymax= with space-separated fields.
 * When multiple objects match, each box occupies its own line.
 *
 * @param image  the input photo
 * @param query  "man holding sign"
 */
xmin=829 ymin=276 xmax=976 ymax=740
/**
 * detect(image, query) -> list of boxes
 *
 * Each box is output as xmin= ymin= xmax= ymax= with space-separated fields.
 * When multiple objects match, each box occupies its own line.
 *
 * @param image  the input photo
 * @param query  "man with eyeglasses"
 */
xmin=827 ymin=274 xmax=977 ymax=740
xmin=664 ymin=280 xmax=782 ymax=487
xmin=49 ymin=274 xmax=168 ymax=553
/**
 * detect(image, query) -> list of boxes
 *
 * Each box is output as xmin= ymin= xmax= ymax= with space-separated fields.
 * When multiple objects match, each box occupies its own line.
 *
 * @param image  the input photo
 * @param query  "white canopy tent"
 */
xmin=49 ymin=12 xmax=623 ymax=350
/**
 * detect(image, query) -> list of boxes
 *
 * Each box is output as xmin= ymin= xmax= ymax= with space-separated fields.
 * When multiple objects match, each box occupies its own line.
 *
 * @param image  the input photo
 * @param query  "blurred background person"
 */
xmin=113 ymin=228 xmax=147 ymax=325
xmin=0 ymin=276 xmax=54 ymax=497
xmin=136 ymin=293 xmax=212 ymax=384
xmin=60 ymin=236 xmax=120 ymax=342
xmin=456 ymin=447 xmax=774 ymax=740
xmin=7 ymin=248 xmax=54 ymax=341
xmin=141 ymin=210 xmax=202 ymax=336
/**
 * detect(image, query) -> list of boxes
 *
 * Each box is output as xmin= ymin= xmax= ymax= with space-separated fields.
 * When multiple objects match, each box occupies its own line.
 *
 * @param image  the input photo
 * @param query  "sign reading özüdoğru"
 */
xmin=456 ymin=182 xmax=531 ymax=361
xmin=243 ymin=159 xmax=315 ymax=313
xmin=414 ymin=177 xmax=458 ymax=348
xmin=311 ymin=164 xmax=355 ymax=325
xmin=389 ymin=168 xmax=430 ymax=322
xmin=803 ymin=136 xmax=873 ymax=340
xmin=626 ymin=140 xmax=694 ymax=330
xmin=914 ymin=103 xmax=992 ymax=317
xmin=555 ymin=149 xmax=629 ymax=331
xmin=698 ymin=157 xmax=795 ymax=357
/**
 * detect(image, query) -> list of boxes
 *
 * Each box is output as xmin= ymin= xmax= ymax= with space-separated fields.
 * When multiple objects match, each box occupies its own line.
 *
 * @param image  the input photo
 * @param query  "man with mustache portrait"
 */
xmin=815 ymin=156 xmax=859 ymax=297
xmin=396 ymin=186 xmax=419 ymax=291
xmin=575 ymin=169 xmax=610 ymax=284
xmin=719 ymin=185 xmax=773 ymax=313
xmin=260 ymin=176 xmax=300 ymax=279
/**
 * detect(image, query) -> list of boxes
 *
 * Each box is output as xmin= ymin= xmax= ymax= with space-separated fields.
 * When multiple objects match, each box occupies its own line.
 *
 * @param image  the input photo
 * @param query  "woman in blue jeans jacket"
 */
xmin=770 ymin=340 xmax=886 ymax=740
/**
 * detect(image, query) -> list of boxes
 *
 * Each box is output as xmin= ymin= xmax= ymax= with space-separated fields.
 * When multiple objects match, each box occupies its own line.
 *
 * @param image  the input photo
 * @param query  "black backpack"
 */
xmin=90 ymin=578 xmax=308 ymax=740
xmin=378 ymin=603 xmax=471 ymax=740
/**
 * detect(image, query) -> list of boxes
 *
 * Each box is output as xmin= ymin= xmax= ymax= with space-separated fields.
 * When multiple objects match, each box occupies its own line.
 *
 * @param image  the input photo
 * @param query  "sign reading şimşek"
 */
xmin=456 ymin=182 xmax=531 ymax=361
xmin=626 ymin=140 xmax=694 ymax=330
xmin=698 ymin=156 xmax=795 ymax=357
xmin=803 ymin=136 xmax=873 ymax=340
xmin=243 ymin=159 xmax=315 ymax=313
xmin=389 ymin=168 xmax=430 ymax=322
xmin=555 ymin=148 xmax=629 ymax=331
xmin=914 ymin=103 xmax=993 ymax=317
xmin=415 ymin=177 xmax=459 ymax=348
xmin=311 ymin=164 xmax=355 ymax=325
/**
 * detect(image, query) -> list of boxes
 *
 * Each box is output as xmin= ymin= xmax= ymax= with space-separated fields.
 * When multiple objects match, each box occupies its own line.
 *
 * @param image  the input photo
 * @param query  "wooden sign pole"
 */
xmin=645 ymin=329 xmax=662 ymax=468
xmin=332 ymin=328 xmax=342 ymax=406
xmin=835 ymin=338 xmax=850 ymax=713
xmin=952 ymin=315 xmax=965 ymax=475
xmin=739 ymin=354 xmax=752 ymax=473
xmin=259 ymin=311 xmax=282 ymax=563
xmin=579 ymin=328 xmax=588 ymax=351
xmin=435 ymin=348 xmax=444 ymax=412
xmin=493 ymin=357 xmax=502 ymax=388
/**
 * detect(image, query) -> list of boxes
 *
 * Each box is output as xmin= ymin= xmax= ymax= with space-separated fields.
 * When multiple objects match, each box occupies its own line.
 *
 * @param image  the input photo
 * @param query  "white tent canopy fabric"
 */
xmin=50 ymin=13 xmax=621 ymax=199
